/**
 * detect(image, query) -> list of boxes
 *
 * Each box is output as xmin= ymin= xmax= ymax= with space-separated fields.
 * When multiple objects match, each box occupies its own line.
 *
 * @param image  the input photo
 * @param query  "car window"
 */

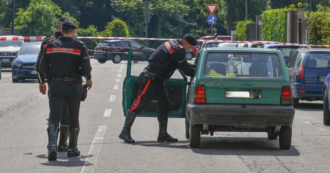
xmin=20 ymin=42 xmax=42 ymax=54
xmin=287 ymin=51 xmax=299 ymax=68
xmin=251 ymin=44 xmax=264 ymax=48
xmin=119 ymin=41 xmax=129 ymax=48
xmin=205 ymin=52 xmax=282 ymax=78
xmin=294 ymin=53 xmax=304 ymax=68
xmin=98 ymin=42 xmax=110 ymax=47
xmin=130 ymin=41 xmax=142 ymax=48
xmin=304 ymin=52 xmax=330 ymax=69
xmin=0 ymin=40 xmax=23 ymax=47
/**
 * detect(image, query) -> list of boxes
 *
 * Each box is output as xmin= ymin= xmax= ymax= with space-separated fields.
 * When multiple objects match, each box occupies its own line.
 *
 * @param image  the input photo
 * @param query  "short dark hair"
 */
xmin=62 ymin=21 xmax=77 ymax=34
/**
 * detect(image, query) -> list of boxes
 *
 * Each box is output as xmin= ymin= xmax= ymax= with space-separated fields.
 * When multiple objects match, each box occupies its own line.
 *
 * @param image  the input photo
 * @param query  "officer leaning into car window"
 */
xmin=39 ymin=21 xmax=92 ymax=161
xmin=35 ymin=17 xmax=73 ymax=153
xmin=119 ymin=34 xmax=197 ymax=144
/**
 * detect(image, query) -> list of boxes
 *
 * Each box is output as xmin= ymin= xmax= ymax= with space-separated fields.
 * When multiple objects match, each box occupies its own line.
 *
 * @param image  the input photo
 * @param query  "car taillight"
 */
xmin=194 ymin=85 xmax=206 ymax=104
xmin=281 ymin=86 xmax=292 ymax=105
xmin=298 ymin=65 xmax=304 ymax=79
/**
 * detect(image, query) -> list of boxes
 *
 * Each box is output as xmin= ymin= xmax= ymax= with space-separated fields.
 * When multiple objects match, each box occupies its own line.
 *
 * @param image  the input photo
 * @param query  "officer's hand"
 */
xmin=87 ymin=79 xmax=92 ymax=90
xmin=39 ymin=83 xmax=47 ymax=95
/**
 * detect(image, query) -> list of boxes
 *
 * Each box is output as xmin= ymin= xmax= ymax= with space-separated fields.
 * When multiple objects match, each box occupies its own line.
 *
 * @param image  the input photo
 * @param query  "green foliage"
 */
xmin=14 ymin=0 xmax=62 ymax=35
xmin=261 ymin=8 xmax=288 ymax=42
xmin=102 ymin=19 xmax=130 ymax=37
xmin=235 ymin=20 xmax=253 ymax=40
xmin=77 ymin=25 xmax=100 ymax=49
xmin=308 ymin=10 xmax=330 ymax=44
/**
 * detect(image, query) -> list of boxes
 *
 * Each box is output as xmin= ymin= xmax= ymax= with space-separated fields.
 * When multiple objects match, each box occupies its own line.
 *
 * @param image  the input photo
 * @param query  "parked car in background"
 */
xmin=0 ymin=39 xmax=24 ymax=67
xmin=288 ymin=48 xmax=330 ymax=107
xmin=323 ymin=73 xmax=330 ymax=125
xmin=0 ymin=61 xmax=2 ymax=80
xmin=93 ymin=40 xmax=155 ymax=64
xmin=192 ymin=35 xmax=232 ymax=58
xmin=186 ymin=48 xmax=294 ymax=149
xmin=12 ymin=41 xmax=41 ymax=82
xmin=218 ymin=42 xmax=238 ymax=48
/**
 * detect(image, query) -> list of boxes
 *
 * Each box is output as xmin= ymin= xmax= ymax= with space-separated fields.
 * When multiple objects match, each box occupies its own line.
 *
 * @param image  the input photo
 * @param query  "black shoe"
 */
xmin=68 ymin=128 xmax=80 ymax=157
xmin=58 ymin=125 xmax=69 ymax=152
xmin=157 ymin=132 xmax=178 ymax=143
xmin=119 ymin=128 xmax=135 ymax=143
xmin=47 ymin=123 xmax=59 ymax=161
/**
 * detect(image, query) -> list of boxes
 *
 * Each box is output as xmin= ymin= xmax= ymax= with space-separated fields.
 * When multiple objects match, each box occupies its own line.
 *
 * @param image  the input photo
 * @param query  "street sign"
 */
xmin=206 ymin=4 xmax=218 ymax=15
xmin=207 ymin=15 xmax=217 ymax=25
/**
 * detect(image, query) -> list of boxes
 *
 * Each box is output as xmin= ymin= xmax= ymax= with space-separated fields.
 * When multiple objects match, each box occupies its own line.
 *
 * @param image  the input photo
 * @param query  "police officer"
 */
xmin=39 ymin=21 xmax=92 ymax=161
xmin=119 ymin=34 xmax=197 ymax=143
xmin=36 ymin=17 xmax=72 ymax=153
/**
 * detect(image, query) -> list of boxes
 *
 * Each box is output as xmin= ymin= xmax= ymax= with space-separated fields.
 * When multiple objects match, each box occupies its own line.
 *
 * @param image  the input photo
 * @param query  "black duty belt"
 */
xmin=55 ymin=77 xmax=76 ymax=82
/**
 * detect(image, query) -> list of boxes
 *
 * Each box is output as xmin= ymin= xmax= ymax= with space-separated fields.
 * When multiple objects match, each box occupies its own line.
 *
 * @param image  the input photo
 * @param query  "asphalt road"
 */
xmin=0 ymin=59 xmax=329 ymax=173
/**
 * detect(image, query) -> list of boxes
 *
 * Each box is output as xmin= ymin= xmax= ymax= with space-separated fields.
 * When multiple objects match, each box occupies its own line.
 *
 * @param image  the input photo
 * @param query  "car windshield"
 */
xmin=20 ymin=42 xmax=42 ymax=54
xmin=269 ymin=46 xmax=299 ymax=57
xmin=304 ymin=52 xmax=330 ymax=69
xmin=0 ymin=40 xmax=23 ymax=47
xmin=205 ymin=52 xmax=282 ymax=78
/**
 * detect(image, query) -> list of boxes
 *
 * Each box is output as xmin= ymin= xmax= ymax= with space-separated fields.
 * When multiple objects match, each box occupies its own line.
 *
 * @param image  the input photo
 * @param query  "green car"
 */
xmin=187 ymin=48 xmax=295 ymax=149
xmin=122 ymin=48 xmax=295 ymax=149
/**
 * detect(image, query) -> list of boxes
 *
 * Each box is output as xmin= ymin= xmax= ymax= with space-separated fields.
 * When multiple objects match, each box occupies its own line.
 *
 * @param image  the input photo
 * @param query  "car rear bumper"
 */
xmin=186 ymin=104 xmax=295 ymax=127
xmin=292 ymin=83 xmax=323 ymax=100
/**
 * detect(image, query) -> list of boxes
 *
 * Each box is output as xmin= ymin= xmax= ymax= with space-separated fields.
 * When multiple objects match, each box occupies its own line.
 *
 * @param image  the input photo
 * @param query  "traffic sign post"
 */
xmin=206 ymin=4 xmax=218 ymax=35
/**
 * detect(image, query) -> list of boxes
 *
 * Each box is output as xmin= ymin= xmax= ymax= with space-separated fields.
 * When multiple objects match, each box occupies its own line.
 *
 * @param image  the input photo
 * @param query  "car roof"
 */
xmin=102 ymin=40 xmax=126 ymax=43
xmin=297 ymin=48 xmax=330 ymax=53
xmin=202 ymin=47 xmax=279 ymax=53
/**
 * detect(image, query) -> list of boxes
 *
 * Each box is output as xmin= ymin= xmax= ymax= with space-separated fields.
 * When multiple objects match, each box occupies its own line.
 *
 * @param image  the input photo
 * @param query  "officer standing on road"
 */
xmin=119 ymin=34 xmax=197 ymax=144
xmin=39 ymin=21 xmax=92 ymax=161
xmin=36 ymin=17 xmax=72 ymax=153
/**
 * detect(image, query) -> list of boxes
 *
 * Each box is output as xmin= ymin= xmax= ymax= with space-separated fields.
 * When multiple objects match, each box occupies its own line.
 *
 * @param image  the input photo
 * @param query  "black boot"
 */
xmin=157 ymin=112 xmax=178 ymax=142
xmin=47 ymin=123 xmax=59 ymax=161
xmin=58 ymin=125 xmax=69 ymax=152
xmin=119 ymin=111 xmax=136 ymax=143
xmin=68 ymin=128 xmax=80 ymax=157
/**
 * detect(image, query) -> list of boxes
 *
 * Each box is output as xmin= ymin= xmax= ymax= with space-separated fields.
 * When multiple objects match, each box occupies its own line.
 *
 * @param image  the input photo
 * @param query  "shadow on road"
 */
xmin=295 ymin=102 xmax=323 ymax=111
xmin=37 ymin=153 xmax=94 ymax=167
xmin=134 ymin=140 xmax=189 ymax=149
xmin=192 ymin=136 xmax=300 ymax=156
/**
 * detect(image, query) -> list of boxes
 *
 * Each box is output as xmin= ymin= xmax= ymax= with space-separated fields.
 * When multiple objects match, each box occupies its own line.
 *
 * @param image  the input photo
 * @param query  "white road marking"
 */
xmin=316 ymin=127 xmax=326 ymax=132
xmin=80 ymin=125 xmax=107 ymax=173
xmin=109 ymin=94 xmax=116 ymax=102
xmin=116 ymin=79 xmax=120 ymax=83
xmin=304 ymin=121 xmax=312 ymax=125
xmin=117 ymin=74 xmax=122 ymax=78
xmin=113 ymin=85 xmax=119 ymax=90
xmin=103 ymin=109 xmax=112 ymax=117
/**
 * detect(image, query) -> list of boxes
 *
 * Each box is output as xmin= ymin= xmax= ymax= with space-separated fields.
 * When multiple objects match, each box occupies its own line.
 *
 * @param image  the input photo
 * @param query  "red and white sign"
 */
xmin=206 ymin=4 xmax=218 ymax=15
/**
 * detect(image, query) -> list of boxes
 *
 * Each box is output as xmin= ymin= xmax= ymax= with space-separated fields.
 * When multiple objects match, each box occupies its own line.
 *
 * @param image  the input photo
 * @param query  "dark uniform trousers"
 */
xmin=48 ymin=79 xmax=81 ymax=129
xmin=129 ymin=71 xmax=170 ymax=132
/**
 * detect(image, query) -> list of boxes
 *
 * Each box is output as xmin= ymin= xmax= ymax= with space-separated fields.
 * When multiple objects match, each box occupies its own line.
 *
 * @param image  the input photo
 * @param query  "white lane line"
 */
xmin=103 ymin=109 xmax=112 ymax=117
xmin=80 ymin=125 xmax=107 ymax=173
xmin=304 ymin=121 xmax=312 ymax=125
xmin=115 ymin=79 xmax=120 ymax=83
xmin=316 ymin=127 xmax=326 ymax=132
xmin=109 ymin=94 xmax=116 ymax=102
xmin=113 ymin=85 xmax=119 ymax=90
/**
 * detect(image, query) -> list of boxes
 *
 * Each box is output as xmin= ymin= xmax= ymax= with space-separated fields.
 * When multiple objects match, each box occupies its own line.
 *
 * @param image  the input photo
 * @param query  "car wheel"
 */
xmin=112 ymin=54 xmax=122 ymax=64
xmin=185 ymin=118 xmax=189 ymax=139
xmin=279 ymin=126 xmax=292 ymax=150
xmin=97 ymin=59 xmax=107 ymax=64
xmin=12 ymin=78 xmax=19 ymax=83
xmin=323 ymin=92 xmax=330 ymax=125
xmin=293 ymin=98 xmax=299 ymax=108
xmin=189 ymin=121 xmax=201 ymax=148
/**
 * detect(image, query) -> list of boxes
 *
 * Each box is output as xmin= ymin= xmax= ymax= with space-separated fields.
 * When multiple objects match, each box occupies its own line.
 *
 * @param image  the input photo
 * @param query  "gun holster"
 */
xmin=81 ymin=84 xmax=88 ymax=101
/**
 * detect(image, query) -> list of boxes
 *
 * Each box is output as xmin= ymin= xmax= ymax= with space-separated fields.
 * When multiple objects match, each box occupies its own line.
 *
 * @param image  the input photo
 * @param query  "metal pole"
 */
xmin=12 ymin=0 xmax=15 ymax=34
xmin=245 ymin=0 xmax=248 ymax=21
xmin=145 ymin=0 xmax=149 ymax=46
xmin=309 ymin=0 xmax=312 ymax=12
xmin=211 ymin=24 xmax=213 ymax=35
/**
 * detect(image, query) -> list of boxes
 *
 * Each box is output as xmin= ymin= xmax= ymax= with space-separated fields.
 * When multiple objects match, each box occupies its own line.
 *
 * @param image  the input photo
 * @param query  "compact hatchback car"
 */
xmin=288 ymin=48 xmax=330 ymax=107
xmin=93 ymin=40 xmax=155 ymax=64
xmin=0 ymin=39 xmax=24 ymax=67
xmin=186 ymin=48 xmax=295 ymax=149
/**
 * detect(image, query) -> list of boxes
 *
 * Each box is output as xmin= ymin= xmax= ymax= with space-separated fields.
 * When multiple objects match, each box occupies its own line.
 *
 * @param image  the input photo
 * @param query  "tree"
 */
xmin=14 ymin=0 xmax=62 ymax=35
xmin=103 ymin=19 xmax=130 ymax=37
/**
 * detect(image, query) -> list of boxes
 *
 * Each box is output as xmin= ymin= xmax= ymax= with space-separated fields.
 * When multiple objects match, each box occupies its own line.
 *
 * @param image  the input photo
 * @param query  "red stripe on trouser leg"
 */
xmin=129 ymin=79 xmax=151 ymax=112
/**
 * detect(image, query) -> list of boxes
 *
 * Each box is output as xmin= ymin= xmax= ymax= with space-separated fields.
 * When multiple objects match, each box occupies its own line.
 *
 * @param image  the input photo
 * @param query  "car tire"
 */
xmin=97 ymin=59 xmax=107 ymax=64
xmin=279 ymin=126 xmax=292 ymax=150
xmin=293 ymin=98 xmax=299 ymax=108
xmin=185 ymin=118 xmax=189 ymax=139
xmin=190 ymin=122 xmax=201 ymax=148
xmin=323 ymin=92 xmax=330 ymax=125
xmin=112 ymin=54 xmax=122 ymax=64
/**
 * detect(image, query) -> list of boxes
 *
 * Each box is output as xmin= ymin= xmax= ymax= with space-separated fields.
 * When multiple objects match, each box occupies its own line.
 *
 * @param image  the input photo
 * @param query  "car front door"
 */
xmin=122 ymin=50 xmax=188 ymax=118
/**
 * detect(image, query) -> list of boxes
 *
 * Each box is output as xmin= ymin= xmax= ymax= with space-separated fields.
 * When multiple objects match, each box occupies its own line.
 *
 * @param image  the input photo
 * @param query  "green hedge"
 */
xmin=235 ymin=20 xmax=253 ymax=41
xmin=102 ymin=19 xmax=130 ymax=37
xmin=261 ymin=8 xmax=288 ymax=42
xmin=308 ymin=10 xmax=330 ymax=44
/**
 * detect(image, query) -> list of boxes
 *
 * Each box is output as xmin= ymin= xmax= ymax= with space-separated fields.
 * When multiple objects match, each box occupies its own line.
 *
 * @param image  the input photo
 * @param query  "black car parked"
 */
xmin=93 ymin=40 xmax=155 ymax=64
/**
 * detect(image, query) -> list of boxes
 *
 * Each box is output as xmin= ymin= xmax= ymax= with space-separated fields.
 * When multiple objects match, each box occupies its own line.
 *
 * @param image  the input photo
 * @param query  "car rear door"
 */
xmin=303 ymin=51 xmax=330 ymax=84
xmin=122 ymin=50 xmax=188 ymax=118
